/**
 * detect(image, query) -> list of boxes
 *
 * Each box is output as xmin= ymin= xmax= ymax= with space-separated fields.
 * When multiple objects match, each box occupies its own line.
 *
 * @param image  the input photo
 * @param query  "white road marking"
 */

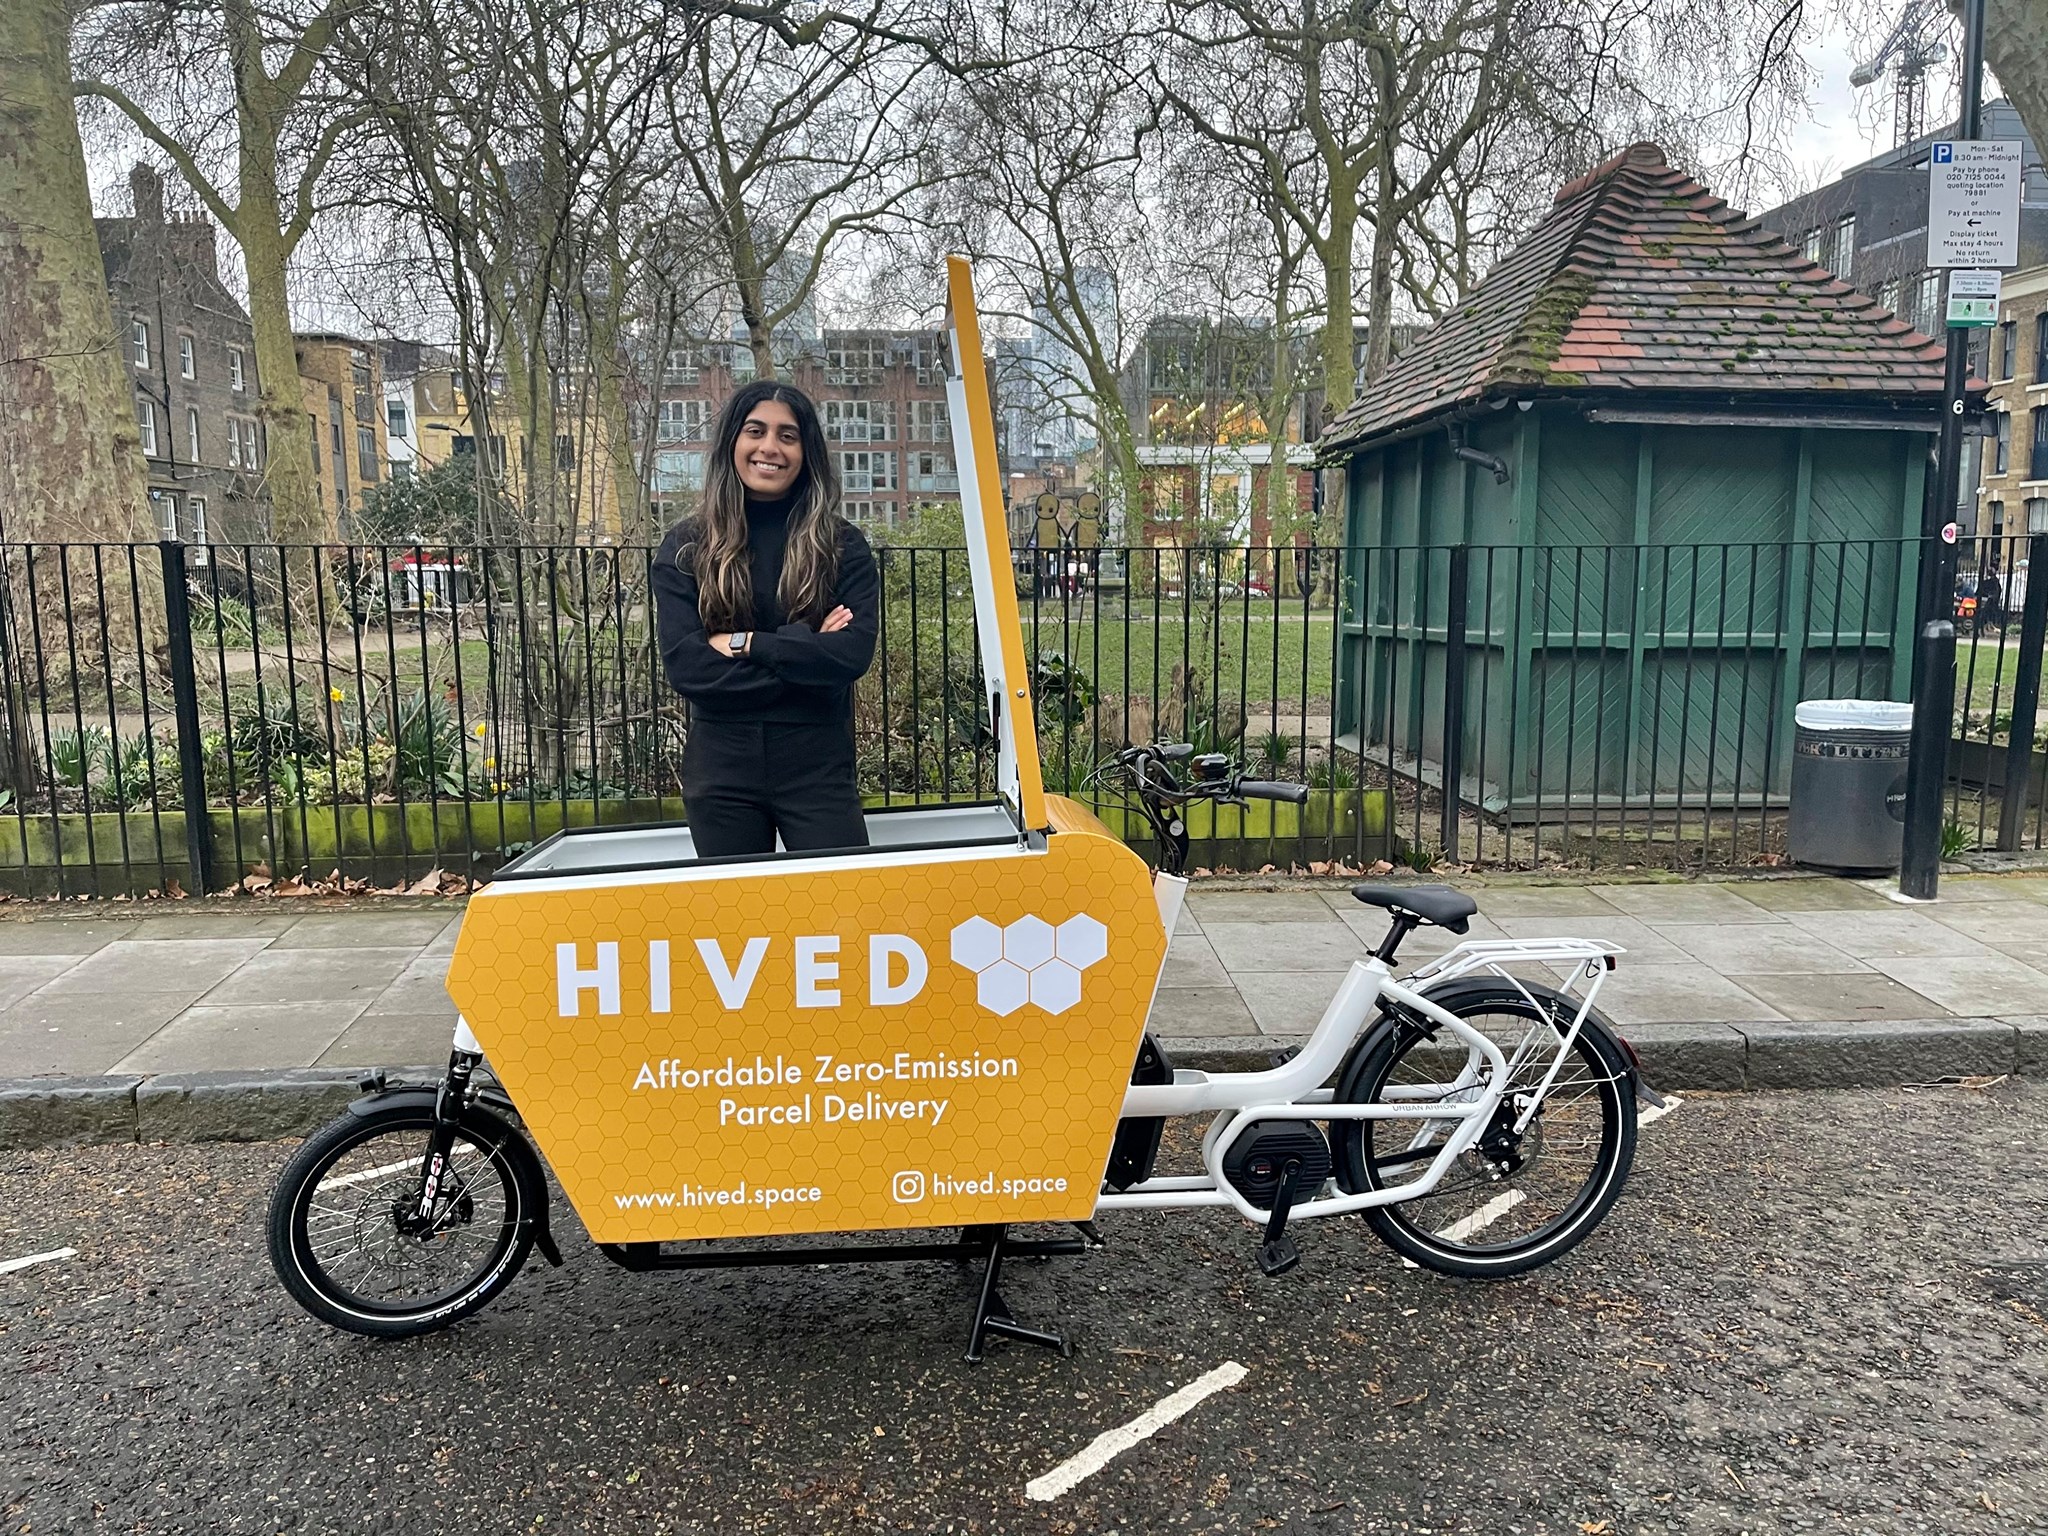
xmin=1025 ymin=1361 xmax=1248 ymax=1502
xmin=1436 ymin=1189 xmax=1526 ymax=1242
xmin=0 ymin=1247 xmax=77 ymax=1275
xmin=317 ymin=1156 xmax=424 ymax=1191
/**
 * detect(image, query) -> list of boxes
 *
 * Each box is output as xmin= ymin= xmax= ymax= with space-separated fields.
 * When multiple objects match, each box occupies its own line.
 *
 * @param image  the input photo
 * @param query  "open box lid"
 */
xmin=944 ymin=257 xmax=1049 ymax=834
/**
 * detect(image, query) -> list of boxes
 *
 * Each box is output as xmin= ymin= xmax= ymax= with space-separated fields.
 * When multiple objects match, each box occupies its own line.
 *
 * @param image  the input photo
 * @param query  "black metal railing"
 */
xmin=0 ymin=536 xmax=2037 ymax=896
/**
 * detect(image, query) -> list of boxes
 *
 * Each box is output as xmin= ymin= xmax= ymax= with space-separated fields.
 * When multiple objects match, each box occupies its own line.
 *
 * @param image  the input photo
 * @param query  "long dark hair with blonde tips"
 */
xmin=684 ymin=381 xmax=842 ymax=631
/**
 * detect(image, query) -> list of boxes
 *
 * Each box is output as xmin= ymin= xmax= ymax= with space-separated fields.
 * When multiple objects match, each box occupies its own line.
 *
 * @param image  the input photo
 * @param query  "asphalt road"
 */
xmin=5 ymin=1085 xmax=2047 ymax=1535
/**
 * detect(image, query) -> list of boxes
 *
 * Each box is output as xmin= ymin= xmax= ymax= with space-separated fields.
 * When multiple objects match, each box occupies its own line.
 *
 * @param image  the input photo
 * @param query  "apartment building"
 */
xmin=295 ymin=332 xmax=389 ymax=538
xmin=1976 ymin=264 xmax=2048 ymax=542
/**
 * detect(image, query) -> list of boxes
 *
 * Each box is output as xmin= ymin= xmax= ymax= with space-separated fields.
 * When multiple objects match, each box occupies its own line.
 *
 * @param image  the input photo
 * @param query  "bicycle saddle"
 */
xmin=1349 ymin=883 xmax=1477 ymax=933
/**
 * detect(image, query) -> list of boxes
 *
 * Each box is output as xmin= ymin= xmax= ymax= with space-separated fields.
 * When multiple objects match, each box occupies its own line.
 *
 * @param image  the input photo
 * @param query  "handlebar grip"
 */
xmin=1237 ymin=779 xmax=1309 ymax=804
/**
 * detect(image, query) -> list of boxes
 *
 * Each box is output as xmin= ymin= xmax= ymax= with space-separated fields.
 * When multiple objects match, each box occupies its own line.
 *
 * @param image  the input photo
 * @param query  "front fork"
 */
xmin=410 ymin=1036 xmax=484 ymax=1226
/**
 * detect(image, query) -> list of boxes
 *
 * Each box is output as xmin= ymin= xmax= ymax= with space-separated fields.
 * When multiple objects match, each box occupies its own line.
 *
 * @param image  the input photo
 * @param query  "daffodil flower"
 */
xmin=329 ymin=687 xmax=344 ymax=703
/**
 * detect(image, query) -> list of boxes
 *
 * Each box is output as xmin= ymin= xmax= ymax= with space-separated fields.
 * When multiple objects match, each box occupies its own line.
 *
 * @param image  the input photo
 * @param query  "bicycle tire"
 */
xmin=267 ymin=1102 xmax=540 ymax=1338
xmin=1331 ymin=982 xmax=1637 ymax=1279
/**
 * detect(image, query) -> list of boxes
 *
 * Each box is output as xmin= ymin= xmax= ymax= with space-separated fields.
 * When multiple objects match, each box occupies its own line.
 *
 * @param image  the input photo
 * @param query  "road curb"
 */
xmin=0 ymin=1022 xmax=2037 ymax=1150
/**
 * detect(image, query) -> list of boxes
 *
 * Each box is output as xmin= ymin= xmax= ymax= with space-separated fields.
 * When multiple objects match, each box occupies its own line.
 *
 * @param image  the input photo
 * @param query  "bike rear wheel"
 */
xmin=267 ymin=1103 xmax=538 ymax=1337
xmin=1331 ymin=983 xmax=1636 ymax=1278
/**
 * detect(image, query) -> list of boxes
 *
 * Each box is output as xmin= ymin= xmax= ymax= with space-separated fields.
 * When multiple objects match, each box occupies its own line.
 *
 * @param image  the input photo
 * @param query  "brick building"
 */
xmin=651 ymin=330 xmax=964 ymax=531
xmin=295 ymin=333 xmax=388 ymax=537
xmin=1975 ymin=263 xmax=2048 ymax=542
xmin=95 ymin=164 xmax=268 ymax=550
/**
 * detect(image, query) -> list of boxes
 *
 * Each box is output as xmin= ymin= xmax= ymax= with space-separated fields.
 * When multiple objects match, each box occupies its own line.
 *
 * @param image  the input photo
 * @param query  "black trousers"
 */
xmin=681 ymin=719 xmax=869 ymax=858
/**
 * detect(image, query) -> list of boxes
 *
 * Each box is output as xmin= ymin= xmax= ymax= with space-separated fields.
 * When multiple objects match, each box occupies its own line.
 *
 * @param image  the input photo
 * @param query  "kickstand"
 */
xmin=1257 ymin=1158 xmax=1304 ymax=1277
xmin=965 ymin=1224 xmax=1071 ymax=1362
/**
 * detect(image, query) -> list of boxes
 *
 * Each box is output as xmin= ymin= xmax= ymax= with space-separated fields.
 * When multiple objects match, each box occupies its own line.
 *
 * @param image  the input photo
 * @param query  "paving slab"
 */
xmin=270 ymin=911 xmax=458 ymax=949
xmin=194 ymin=946 xmax=418 ymax=1007
xmin=1926 ymin=877 xmax=2043 ymax=902
xmin=315 ymin=1013 xmax=462 ymax=1067
xmin=1465 ymin=886 xmax=1621 ymax=918
xmin=1202 ymin=921 xmax=1367 ymax=973
xmin=114 ymin=1000 xmax=370 ymax=1074
xmin=1723 ymin=879 xmax=1897 ymax=912
xmin=359 ymin=953 xmax=459 ymax=1017
xmin=1591 ymin=885 xmax=1780 ymax=925
xmin=0 ymin=955 xmax=82 ymax=1010
xmin=1232 ymin=971 xmax=1355 ymax=1035
xmin=1186 ymin=891 xmax=1340 ymax=922
xmin=1144 ymin=988 xmax=1258 ymax=1038
xmin=0 ymin=1073 xmax=140 ymax=1148
xmin=1742 ymin=1018 xmax=2016 ymax=1089
xmin=0 ymin=919 xmax=137 ymax=955
xmin=1594 ymin=963 xmax=1784 ymax=1026
xmin=1864 ymin=952 xmax=2048 ymax=1015
xmin=1497 ymin=915 xmax=1688 ymax=965
xmin=1650 ymin=923 xmax=1867 ymax=975
xmin=129 ymin=913 xmax=303 ymax=941
xmin=35 ymin=938 xmax=270 ymax=997
xmin=1327 ymin=901 xmax=1508 ymax=951
xmin=1779 ymin=908 xmax=2001 ymax=960
xmin=0 ymin=992 xmax=189 ymax=1076
xmin=1725 ymin=972 xmax=1951 ymax=1023
xmin=1160 ymin=933 xmax=1231 ymax=989
xmin=424 ymin=917 xmax=465 ymax=955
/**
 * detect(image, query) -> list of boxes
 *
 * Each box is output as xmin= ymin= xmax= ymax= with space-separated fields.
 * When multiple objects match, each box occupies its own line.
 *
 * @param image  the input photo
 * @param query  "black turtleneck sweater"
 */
xmin=651 ymin=493 xmax=880 ymax=725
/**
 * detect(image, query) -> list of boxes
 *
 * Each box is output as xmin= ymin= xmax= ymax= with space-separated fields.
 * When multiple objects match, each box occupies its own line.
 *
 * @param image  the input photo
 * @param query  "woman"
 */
xmin=653 ymin=381 xmax=879 ymax=857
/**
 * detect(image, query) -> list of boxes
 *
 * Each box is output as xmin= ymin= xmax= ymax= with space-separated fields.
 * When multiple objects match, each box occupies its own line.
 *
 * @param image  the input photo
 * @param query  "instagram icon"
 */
xmin=891 ymin=1170 xmax=926 ymax=1204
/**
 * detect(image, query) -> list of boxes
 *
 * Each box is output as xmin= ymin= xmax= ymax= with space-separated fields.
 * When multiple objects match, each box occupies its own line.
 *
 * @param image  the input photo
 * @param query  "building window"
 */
xmin=1801 ymin=228 xmax=1823 ymax=265
xmin=2033 ymin=407 xmax=2048 ymax=481
xmin=2037 ymin=316 xmax=2048 ymax=384
xmin=308 ymin=416 xmax=320 ymax=473
xmin=1995 ymin=411 xmax=2011 ymax=475
xmin=663 ymin=347 xmax=702 ymax=384
xmin=186 ymin=407 xmax=201 ymax=463
xmin=177 ymin=334 xmax=195 ymax=381
xmin=910 ymin=400 xmax=950 ymax=442
xmin=658 ymin=399 xmax=709 ymax=443
xmin=825 ymin=337 xmax=888 ymax=385
xmin=1996 ymin=319 xmax=2015 ymax=381
xmin=131 ymin=319 xmax=150 ymax=370
xmin=555 ymin=434 xmax=576 ymax=470
xmin=329 ymin=395 xmax=343 ymax=454
xmin=652 ymin=449 xmax=705 ymax=493
xmin=908 ymin=449 xmax=957 ymax=494
xmin=227 ymin=414 xmax=241 ymax=468
xmin=242 ymin=418 xmax=263 ymax=470
xmin=357 ymin=424 xmax=378 ymax=483
xmin=187 ymin=496 xmax=208 ymax=548
xmin=729 ymin=346 xmax=757 ymax=383
xmin=840 ymin=500 xmax=885 ymax=526
xmin=389 ymin=461 xmax=412 ymax=484
xmin=823 ymin=401 xmax=895 ymax=443
xmin=387 ymin=399 xmax=409 ymax=439
xmin=839 ymin=450 xmax=896 ymax=492
xmin=1832 ymin=215 xmax=1855 ymax=280
xmin=136 ymin=398 xmax=157 ymax=456
xmin=350 ymin=350 xmax=374 ymax=418
xmin=228 ymin=347 xmax=245 ymax=392
xmin=148 ymin=490 xmax=175 ymax=541
xmin=1915 ymin=273 xmax=1941 ymax=331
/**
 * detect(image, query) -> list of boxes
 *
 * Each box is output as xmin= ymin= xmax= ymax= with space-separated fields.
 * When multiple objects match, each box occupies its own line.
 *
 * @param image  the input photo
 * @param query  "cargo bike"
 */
xmin=267 ymin=261 xmax=1649 ymax=1358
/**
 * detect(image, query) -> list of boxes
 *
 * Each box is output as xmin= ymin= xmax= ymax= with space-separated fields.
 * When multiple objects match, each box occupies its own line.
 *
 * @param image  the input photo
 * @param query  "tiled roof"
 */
xmin=1320 ymin=142 xmax=1953 ymax=455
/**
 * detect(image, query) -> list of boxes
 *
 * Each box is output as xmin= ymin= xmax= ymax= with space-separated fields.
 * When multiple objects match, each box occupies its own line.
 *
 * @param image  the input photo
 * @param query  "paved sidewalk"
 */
xmin=2 ymin=874 xmax=2047 ymax=1105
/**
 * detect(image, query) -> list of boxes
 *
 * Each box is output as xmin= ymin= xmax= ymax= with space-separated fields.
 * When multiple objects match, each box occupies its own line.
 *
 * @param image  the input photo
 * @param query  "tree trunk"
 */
xmin=1982 ymin=0 xmax=2048 ymax=152
xmin=0 ymin=0 xmax=152 ymax=545
xmin=240 ymin=212 xmax=323 ymax=542
xmin=1318 ymin=213 xmax=1357 ymax=422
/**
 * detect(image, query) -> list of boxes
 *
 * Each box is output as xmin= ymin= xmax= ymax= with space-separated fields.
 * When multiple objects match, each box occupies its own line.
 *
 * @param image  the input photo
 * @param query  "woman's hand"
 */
xmin=820 ymin=606 xmax=853 ymax=634
xmin=708 ymin=632 xmax=737 ymax=656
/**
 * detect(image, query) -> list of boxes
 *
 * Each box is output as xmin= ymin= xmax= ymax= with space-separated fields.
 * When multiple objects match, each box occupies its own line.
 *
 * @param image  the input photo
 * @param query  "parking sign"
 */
xmin=1927 ymin=141 xmax=2022 ymax=268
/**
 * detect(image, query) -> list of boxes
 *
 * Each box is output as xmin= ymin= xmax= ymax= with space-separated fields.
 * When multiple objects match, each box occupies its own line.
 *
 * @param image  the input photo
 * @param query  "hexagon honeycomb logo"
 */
xmin=950 ymin=914 xmax=1109 ymax=1017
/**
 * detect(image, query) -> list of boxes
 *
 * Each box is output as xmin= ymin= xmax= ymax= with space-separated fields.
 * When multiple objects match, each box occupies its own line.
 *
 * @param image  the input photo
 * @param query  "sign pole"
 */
xmin=1899 ymin=0 xmax=1987 ymax=900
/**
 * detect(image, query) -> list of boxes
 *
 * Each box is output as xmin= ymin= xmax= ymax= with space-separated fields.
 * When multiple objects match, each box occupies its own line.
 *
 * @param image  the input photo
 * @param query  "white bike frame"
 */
xmin=1098 ymin=876 xmax=1624 ymax=1228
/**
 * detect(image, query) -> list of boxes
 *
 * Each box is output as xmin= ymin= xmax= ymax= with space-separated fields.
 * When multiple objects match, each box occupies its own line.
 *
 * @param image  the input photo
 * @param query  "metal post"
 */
xmin=1899 ymin=0 xmax=1986 ymax=900
xmin=1996 ymin=531 xmax=2048 ymax=850
xmin=1440 ymin=544 xmax=1470 ymax=859
xmin=158 ymin=540 xmax=213 ymax=894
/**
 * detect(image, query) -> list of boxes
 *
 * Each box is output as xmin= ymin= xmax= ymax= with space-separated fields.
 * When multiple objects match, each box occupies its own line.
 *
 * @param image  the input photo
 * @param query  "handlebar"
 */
xmin=1236 ymin=780 xmax=1309 ymax=804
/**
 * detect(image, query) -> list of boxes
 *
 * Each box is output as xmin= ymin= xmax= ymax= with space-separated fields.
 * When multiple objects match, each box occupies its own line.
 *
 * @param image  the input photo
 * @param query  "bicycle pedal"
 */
xmin=1256 ymin=1236 xmax=1300 ymax=1277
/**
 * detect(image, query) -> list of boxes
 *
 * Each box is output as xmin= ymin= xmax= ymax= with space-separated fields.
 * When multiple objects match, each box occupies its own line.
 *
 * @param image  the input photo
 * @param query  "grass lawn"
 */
xmin=1955 ymin=633 xmax=2046 ymax=721
xmin=1014 ymin=608 xmax=1338 ymax=707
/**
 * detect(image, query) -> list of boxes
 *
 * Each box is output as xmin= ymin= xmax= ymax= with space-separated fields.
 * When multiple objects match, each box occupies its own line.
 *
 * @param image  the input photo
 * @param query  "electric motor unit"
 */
xmin=1221 ymin=1122 xmax=1333 ymax=1203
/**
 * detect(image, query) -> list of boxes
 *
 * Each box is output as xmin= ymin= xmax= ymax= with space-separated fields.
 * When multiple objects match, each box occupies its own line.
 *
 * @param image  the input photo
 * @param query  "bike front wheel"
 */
xmin=1331 ymin=983 xmax=1637 ymax=1278
xmin=267 ymin=1102 xmax=540 ymax=1338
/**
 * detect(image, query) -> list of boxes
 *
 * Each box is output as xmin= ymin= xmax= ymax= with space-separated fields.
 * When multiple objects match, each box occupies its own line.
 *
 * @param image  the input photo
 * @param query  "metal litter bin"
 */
xmin=1787 ymin=700 xmax=1914 ymax=872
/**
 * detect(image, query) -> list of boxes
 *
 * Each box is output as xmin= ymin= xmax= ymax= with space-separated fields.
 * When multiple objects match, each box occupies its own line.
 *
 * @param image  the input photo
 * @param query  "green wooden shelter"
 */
xmin=1319 ymin=142 xmax=1959 ymax=820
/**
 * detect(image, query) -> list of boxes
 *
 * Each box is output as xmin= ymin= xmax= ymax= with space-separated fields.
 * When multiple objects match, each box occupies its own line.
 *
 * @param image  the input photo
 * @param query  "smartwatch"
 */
xmin=730 ymin=631 xmax=751 ymax=657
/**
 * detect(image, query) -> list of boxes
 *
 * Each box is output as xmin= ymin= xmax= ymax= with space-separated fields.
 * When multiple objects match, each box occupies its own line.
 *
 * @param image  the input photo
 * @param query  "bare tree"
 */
xmin=72 ymin=0 xmax=372 ymax=542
